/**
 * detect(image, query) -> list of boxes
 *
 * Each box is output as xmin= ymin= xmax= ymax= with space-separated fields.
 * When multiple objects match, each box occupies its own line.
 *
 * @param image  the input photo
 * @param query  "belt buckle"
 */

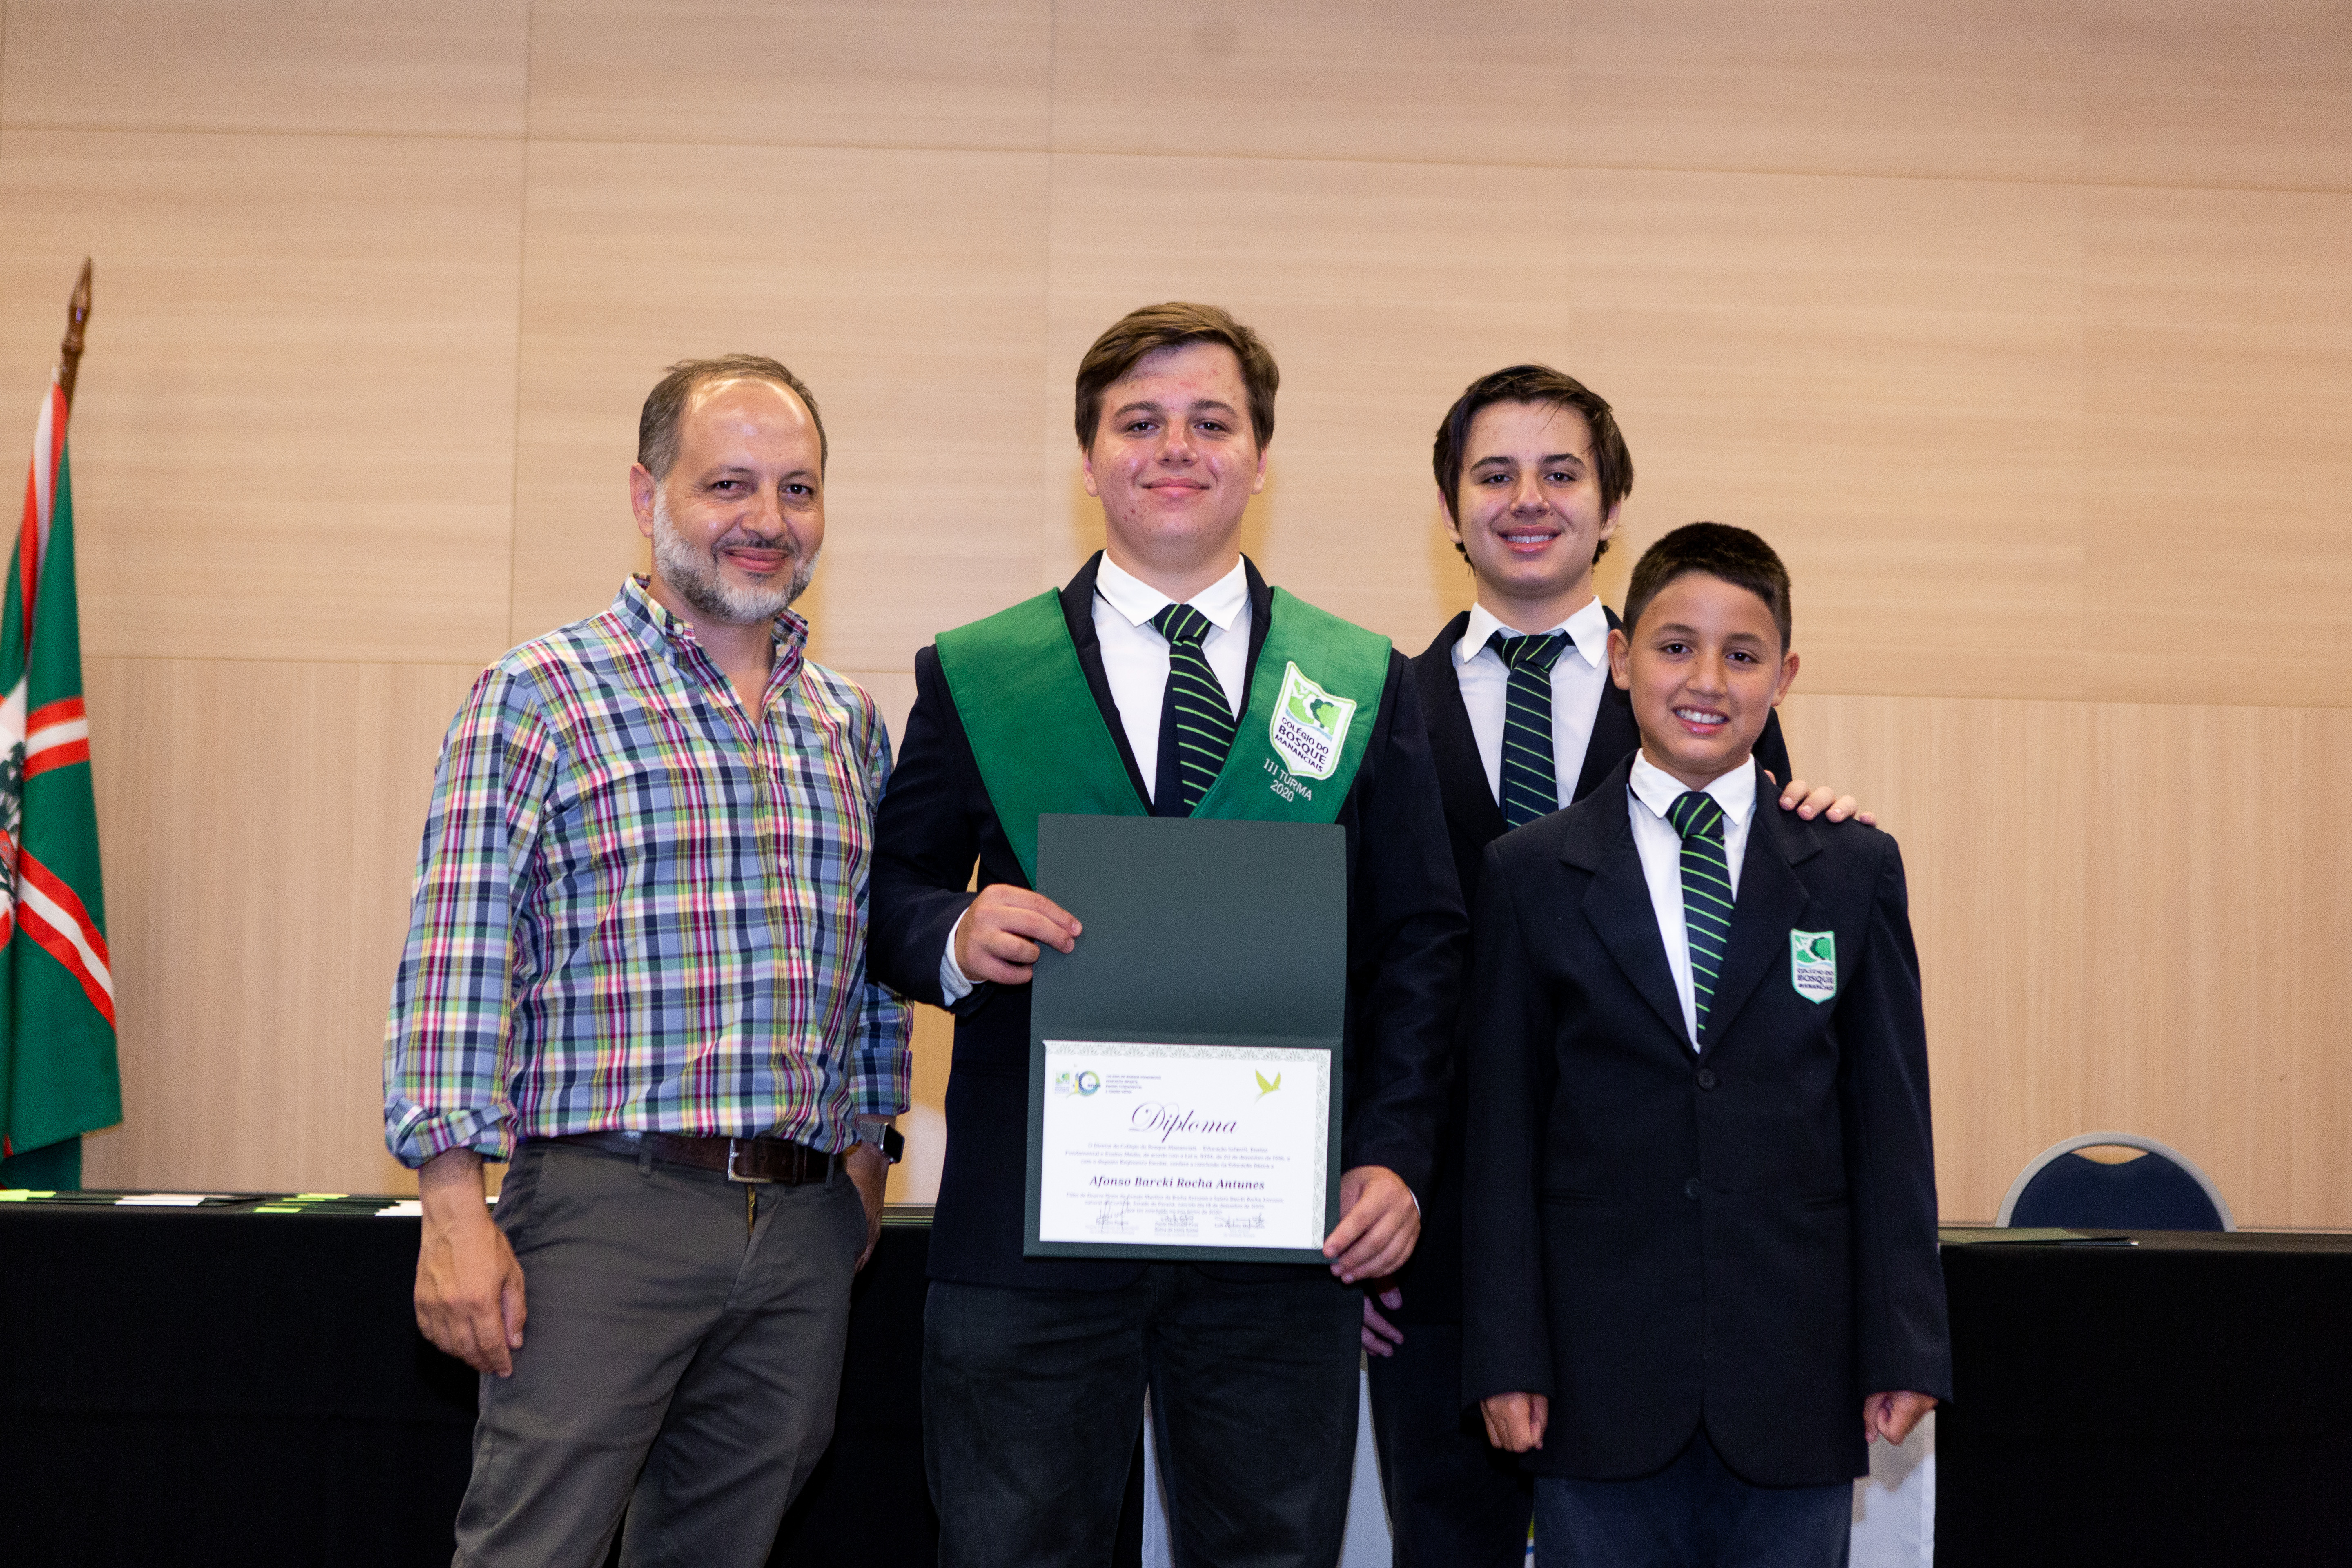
xmin=724 ymin=1137 xmax=775 ymax=1184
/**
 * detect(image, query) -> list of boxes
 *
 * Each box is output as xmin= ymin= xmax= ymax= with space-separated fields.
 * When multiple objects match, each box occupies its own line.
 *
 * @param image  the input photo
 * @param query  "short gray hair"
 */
xmin=637 ymin=354 xmax=828 ymax=480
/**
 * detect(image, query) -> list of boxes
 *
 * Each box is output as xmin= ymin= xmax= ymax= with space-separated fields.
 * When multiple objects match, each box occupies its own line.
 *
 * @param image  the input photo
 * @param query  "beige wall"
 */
xmin=7 ymin=2 xmax=2343 ymax=1224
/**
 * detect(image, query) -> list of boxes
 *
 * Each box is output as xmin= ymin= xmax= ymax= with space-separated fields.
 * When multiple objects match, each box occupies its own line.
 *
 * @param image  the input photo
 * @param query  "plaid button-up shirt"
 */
xmin=383 ymin=576 xmax=911 ymax=1167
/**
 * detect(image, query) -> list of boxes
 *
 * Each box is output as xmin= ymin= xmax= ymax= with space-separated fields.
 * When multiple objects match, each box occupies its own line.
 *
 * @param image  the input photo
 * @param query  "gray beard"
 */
xmin=649 ymin=492 xmax=815 ymax=626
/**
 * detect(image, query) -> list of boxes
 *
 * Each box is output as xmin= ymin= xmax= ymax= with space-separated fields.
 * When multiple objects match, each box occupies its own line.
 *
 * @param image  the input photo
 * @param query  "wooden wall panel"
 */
xmin=2084 ymin=703 xmax=2352 ymax=1227
xmin=508 ymin=141 xmax=1049 ymax=669
xmin=1051 ymin=1 xmax=2080 ymax=183
xmin=2085 ymin=185 xmax=2352 ymax=708
xmin=527 ymin=0 xmax=1050 ymax=151
xmin=2086 ymin=0 xmax=2352 ymax=191
xmin=1555 ymin=0 xmax=2083 ymax=183
xmin=0 ymin=2 xmax=530 ymax=138
xmin=1784 ymin=692 xmax=2352 ymax=1228
xmin=1050 ymin=1 xmax=1582 ymax=167
xmin=78 ymin=657 xmax=483 ymax=1197
xmin=1562 ymin=168 xmax=2086 ymax=702
xmin=0 ymin=130 xmax=526 ymax=666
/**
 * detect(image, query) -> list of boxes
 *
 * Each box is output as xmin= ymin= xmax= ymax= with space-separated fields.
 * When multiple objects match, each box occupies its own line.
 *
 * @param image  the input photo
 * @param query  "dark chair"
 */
xmin=1995 ymin=1132 xmax=2234 ymax=1232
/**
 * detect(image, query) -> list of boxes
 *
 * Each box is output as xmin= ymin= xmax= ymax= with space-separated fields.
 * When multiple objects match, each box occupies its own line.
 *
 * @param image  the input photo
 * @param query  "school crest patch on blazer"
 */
xmin=1789 ymin=930 xmax=1838 ymax=1003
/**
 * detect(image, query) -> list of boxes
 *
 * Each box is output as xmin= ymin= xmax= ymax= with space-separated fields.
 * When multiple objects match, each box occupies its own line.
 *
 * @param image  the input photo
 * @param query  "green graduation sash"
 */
xmin=933 ymin=582 xmax=1392 ymax=883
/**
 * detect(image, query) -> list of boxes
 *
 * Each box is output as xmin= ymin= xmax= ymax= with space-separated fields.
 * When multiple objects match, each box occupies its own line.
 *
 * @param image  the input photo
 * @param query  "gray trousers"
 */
xmin=451 ymin=1139 xmax=865 ymax=1568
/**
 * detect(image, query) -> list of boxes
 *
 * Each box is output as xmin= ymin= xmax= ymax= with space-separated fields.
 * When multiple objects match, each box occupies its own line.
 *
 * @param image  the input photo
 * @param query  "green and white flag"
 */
xmin=0 ymin=375 xmax=118 ymax=1162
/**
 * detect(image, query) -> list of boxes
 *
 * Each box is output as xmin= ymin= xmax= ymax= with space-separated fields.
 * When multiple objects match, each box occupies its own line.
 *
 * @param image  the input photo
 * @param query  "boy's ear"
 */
xmin=1606 ymin=626 xmax=1632 ymax=690
xmin=1771 ymin=647 xmax=1801 ymax=707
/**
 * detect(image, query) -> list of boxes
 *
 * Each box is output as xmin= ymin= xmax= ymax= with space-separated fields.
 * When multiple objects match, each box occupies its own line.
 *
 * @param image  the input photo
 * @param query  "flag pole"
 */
xmin=56 ymin=258 xmax=90 ymax=412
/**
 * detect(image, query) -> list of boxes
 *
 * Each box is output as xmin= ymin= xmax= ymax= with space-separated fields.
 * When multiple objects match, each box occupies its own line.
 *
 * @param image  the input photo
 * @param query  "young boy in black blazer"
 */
xmin=1462 ymin=523 xmax=1949 ymax=1567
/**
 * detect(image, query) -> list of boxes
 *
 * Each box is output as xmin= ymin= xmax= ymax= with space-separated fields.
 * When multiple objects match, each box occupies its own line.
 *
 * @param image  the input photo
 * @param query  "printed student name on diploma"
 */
xmin=1038 ymin=1040 xmax=1330 ymax=1250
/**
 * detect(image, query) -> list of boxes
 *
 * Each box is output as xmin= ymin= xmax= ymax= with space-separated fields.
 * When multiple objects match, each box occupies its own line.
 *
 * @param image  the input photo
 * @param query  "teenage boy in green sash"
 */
xmin=871 ymin=303 xmax=1466 ymax=1568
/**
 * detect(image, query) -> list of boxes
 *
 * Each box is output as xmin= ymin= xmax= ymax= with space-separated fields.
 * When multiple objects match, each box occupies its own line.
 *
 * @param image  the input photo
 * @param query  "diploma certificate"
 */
xmin=1024 ymin=814 xmax=1347 ymax=1263
xmin=1036 ymin=1040 xmax=1331 ymax=1252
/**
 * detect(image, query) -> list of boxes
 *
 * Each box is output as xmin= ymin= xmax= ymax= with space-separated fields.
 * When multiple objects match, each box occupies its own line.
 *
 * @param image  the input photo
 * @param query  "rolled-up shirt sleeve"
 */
xmin=849 ymin=710 xmax=915 ymax=1118
xmin=382 ymin=667 xmax=558 ymax=1168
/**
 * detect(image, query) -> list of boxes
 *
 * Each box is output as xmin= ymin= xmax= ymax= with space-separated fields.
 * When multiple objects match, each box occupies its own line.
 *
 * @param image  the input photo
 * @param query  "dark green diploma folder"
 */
xmin=1024 ymin=814 xmax=1347 ymax=1264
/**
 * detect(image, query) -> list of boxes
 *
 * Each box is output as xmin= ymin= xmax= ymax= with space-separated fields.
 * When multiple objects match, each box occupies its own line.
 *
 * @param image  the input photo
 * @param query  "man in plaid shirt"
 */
xmin=383 ymin=354 xmax=911 ymax=1566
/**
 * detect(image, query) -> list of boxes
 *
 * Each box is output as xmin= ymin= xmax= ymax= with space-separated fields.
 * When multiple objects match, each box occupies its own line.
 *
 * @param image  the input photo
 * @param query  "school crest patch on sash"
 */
xmin=1268 ymin=662 xmax=1356 ymax=781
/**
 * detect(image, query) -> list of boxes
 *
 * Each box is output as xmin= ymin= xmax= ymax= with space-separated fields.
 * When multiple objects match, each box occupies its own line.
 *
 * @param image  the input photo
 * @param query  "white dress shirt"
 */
xmin=1452 ymin=596 xmax=1613 ymax=811
xmin=1627 ymin=751 xmax=1756 ymax=1051
xmin=940 ymin=555 xmax=1252 ymax=1002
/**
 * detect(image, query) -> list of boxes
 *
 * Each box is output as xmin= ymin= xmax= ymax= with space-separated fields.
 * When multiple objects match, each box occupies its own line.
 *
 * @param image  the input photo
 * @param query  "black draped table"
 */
xmin=6 ymin=1202 xmax=2347 ymax=1564
xmin=1934 ymin=1227 xmax=2352 ymax=1564
xmin=1 ymin=1196 xmax=936 ymax=1566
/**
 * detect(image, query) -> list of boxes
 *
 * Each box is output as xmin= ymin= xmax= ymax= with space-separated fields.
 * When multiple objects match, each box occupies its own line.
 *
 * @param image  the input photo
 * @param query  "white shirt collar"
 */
xmin=1628 ymin=750 xmax=1759 ymax=827
xmin=1455 ymin=595 xmax=1610 ymax=670
xmin=1094 ymin=553 xmax=1250 ymax=633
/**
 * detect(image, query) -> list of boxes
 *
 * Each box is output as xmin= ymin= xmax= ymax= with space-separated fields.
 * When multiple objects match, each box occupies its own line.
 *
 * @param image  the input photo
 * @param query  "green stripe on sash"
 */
xmin=935 ymin=591 xmax=1146 ymax=884
xmin=933 ymin=582 xmax=1392 ymax=883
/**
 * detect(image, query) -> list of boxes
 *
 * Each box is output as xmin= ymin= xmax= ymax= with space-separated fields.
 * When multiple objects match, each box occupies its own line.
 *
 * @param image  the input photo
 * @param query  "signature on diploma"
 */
xmin=1130 ymin=1103 xmax=1242 ymax=1143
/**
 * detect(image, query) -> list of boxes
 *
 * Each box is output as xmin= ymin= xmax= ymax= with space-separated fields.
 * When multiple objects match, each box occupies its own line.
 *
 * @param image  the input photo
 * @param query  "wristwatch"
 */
xmin=853 ymin=1116 xmax=904 ymax=1165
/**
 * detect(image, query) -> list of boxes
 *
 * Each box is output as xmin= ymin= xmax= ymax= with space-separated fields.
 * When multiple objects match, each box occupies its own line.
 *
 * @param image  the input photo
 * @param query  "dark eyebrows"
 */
xmin=1110 ymin=396 xmax=1241 ymax=422
xmin=1649 ymin=619 xmax=1770 ymax=648
xmin=1469 ymin=450 xmax=1588 ymax=472
xmin=703 ymin=463 xmax=819 ymax=485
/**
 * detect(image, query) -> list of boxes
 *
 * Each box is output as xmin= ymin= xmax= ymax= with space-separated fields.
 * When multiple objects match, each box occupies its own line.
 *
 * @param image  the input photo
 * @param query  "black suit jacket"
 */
xmin=869 ymin=554 xmax=1467 ymax=1291
xmin=1460 ymin=756 xmax=1951 ymax=1486
xmin=1396 ymin=610 xmax=1790 ymax=1324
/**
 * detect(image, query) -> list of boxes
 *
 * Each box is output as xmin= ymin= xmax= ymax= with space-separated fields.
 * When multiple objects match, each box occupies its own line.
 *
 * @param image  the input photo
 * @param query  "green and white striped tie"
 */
xmin=1488 ymin=630 xmax=1568 ymax=829
xmin=1152 ymin=601 xmax=1236 ymax=814
xmin=1667 ymin=790 xmax=1733 ymax=1043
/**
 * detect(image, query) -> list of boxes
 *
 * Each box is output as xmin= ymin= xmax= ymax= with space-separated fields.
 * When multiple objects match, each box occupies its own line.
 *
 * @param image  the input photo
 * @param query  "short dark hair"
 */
xmin=638 ymin=354 xmax=827 ymax=480
xmin=1431 ymin=364 xmax=1633 ymax=564
xmin=1621 ymin=522 xmax=1793 ymax=654
xmin=1074 ymin=302 xmax=1279 ymax=450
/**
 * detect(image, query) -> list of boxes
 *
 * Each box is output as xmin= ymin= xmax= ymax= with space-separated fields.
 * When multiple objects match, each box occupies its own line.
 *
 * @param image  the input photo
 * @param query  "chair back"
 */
xmin=1996 ymin=1131 xmax=2234 ymax=1231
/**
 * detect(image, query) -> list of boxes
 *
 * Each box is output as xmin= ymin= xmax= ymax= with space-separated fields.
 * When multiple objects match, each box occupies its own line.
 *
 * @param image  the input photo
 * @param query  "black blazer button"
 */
xmin=1697 ymin=1068 xmax=1717 ymax=1090
xmin=1684 ymin=1177 xmax=1702 ymax=1200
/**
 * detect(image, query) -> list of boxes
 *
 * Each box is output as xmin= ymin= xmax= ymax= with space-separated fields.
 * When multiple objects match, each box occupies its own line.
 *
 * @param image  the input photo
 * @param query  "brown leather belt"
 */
xmin=543 ymin=1130 xmax=840 ymax=1184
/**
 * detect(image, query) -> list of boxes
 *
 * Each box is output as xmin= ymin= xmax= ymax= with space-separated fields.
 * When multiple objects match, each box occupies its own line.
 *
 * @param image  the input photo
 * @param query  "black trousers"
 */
xmin=1365 ymin=1319 xmax=1534 ymax=1568
xmin=924 ymin=1267 xmax=1361 ymax=1568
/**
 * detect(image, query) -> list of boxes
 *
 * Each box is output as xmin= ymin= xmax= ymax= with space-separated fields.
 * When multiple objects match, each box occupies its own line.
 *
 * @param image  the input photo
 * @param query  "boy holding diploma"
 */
xmin=1462 ymin=523 xmax=1949 ymax=1567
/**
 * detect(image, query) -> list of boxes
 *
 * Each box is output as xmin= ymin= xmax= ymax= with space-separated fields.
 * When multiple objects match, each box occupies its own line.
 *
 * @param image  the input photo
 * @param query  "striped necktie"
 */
xmin=1666 ymin=790 xmax=1733 ymax=1044
xmin=1151 ymin=601 xmax=1236 ymax=814
xmin=1488 ymin=630 xmax=1569 ymax=829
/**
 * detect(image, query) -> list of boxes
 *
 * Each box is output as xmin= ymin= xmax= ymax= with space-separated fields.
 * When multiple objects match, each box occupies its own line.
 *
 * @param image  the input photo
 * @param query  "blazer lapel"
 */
xmin=1563 ymin=757 xmax=1691 ymax=1048
xmin=1414 ymin=612 xmax=1508 ymax=847
xmin=1058 ymin=552 xmax=1154 ymax=806
xmin=1700 ymin=760 xmax=1824 ymax=1054
xmin=1572 ymin=606 xmax=1638 ymax=804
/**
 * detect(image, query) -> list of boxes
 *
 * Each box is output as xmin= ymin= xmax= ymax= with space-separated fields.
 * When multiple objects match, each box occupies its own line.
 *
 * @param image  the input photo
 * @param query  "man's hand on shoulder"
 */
xmin=1864 ymin=1390 xmax=1937 ymax=1446
xmin=953 ymin=884 xmax=1082 ymax=987
xmin=1481 ymin=1392 xmax=1548 ymax=1453
xmin=1771 ymin=772 xmax=1875 ymax=827
xmin=414 ymin=1148 xmax=527 ymax=1378
xmin=1323 ymin=1165 xmax=1419 ymax=1284
xmin=846 ymin=1141 xmax=889 ymax=1271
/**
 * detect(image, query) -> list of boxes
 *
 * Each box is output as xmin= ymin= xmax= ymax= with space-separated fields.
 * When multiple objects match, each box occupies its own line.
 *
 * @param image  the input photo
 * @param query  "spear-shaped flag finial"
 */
xmin=56 ymin=258 xmax=91 ymax=411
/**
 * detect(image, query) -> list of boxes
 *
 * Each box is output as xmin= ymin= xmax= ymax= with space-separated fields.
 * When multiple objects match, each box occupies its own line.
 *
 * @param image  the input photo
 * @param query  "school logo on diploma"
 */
xmin=1269 ymin=662 xmax=1356 ymax=781
xmin=1789 ymin=930 xmax=1838 ymax=1003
